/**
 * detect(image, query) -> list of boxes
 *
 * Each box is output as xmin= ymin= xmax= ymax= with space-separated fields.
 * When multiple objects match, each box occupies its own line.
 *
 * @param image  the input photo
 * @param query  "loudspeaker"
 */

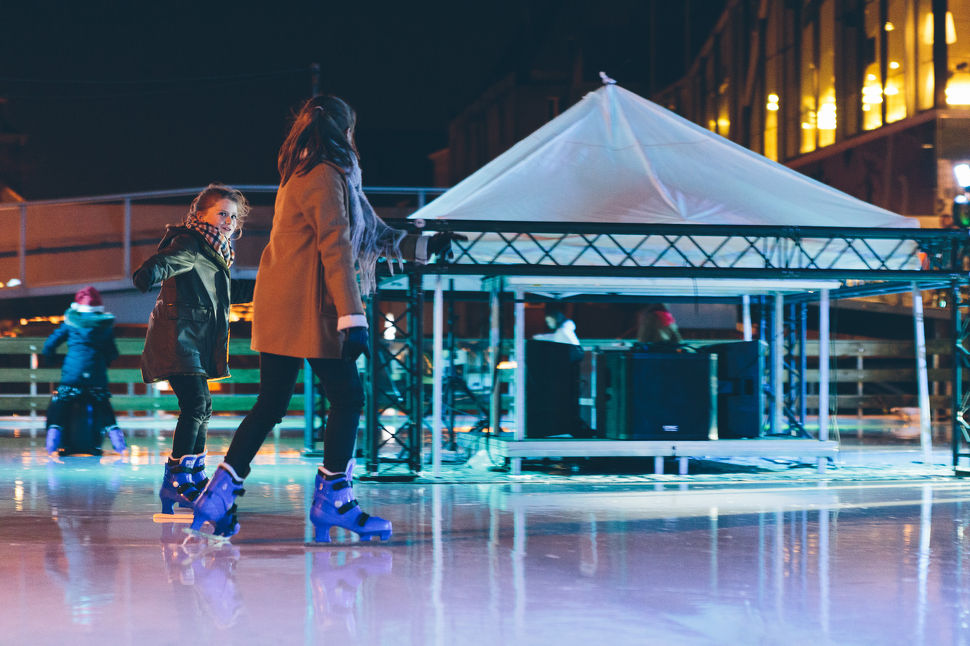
xmin=701 ymin=341 xmax=766 ymax=439
xmin=596 ymin=351 xmax=717 ymax=440
xmin=525 ymin=339 xmax=586 ymax=438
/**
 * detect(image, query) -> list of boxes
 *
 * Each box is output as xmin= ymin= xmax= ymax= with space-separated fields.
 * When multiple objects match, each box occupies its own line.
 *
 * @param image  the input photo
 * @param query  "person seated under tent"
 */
xmin=636 ymin=303 xmax=684 ymax=351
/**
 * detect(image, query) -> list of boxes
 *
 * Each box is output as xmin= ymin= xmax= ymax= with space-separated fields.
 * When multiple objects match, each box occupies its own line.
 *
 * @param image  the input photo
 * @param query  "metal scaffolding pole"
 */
xmin=911 ymin=283 xmax=933 ymax=463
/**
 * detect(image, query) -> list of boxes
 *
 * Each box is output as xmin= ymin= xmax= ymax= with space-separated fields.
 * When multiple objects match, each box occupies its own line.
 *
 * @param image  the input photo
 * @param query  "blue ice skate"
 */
xmin=191 ymin=451 xmax=209 ymax=490
xmin=190 ymin=462 xmax=244 ymax=538
xmin=309 ymin=463 xmax=392 ymax=543
xmin=160 ymin=453 xmax=203 ymax=514
xmin=45 ymin=426 xmax=62 ymax=454
xmin=106 ymin=425 xmax=127 ymax=453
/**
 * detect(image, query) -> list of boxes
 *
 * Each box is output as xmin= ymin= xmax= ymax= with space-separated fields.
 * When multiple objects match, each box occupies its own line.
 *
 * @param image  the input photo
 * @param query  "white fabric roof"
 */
xmin=412 ymin=83 xmax=918 ymax=228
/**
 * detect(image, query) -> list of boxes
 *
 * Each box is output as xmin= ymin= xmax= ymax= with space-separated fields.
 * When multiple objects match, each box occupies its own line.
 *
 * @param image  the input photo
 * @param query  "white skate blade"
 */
xmin=153 ymin=513 xmax=194 ymax=523
xmin=182 ymin=527 xmax=231 ymax=543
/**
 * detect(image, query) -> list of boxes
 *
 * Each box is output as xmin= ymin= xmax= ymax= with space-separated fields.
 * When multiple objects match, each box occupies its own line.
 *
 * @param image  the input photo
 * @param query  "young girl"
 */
xmin=133 ymin=183 xmax=253 ymax=515
xmin=42 ymin=286 xmax=126 ymax=456
xmin=191 ymin=95 xmax=458 ymax=540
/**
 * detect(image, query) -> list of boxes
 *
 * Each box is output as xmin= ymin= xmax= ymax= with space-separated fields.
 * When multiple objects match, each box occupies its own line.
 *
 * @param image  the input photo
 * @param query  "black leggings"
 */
xmin=168 ymin=374 xmax=212 ymax=458
xmin=224 ymin=352 xmax=364 ymax=478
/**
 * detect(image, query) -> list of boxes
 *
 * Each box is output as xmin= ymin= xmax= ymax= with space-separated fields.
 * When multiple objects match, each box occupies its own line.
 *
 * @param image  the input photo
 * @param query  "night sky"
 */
xmin=1 ymin=1 xmax=725 ymax=199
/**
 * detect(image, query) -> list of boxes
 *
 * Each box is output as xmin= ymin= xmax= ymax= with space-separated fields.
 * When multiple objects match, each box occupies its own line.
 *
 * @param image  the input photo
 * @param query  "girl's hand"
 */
xmin=132 ymin=269 xmax=151 ymax=293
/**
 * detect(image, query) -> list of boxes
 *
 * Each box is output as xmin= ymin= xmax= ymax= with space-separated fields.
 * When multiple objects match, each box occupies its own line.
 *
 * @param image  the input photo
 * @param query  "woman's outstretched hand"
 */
xmin=427 ymin=231 xmax=468 ymax=262
xmin=341 ymin=326 xmax=371 ymax=361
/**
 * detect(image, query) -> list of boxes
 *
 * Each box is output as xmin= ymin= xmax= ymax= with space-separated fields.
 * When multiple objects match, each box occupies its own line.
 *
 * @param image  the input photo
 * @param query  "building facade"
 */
xmin=653 ymin=0 xmax=970 ymax=226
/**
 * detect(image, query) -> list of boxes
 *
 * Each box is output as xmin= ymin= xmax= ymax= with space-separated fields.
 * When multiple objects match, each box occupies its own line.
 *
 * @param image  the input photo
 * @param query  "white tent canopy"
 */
xmin=408 ymin=83 xmax=929 ymax=477
xmin=412 ymin=82 xmax=917 ymax=229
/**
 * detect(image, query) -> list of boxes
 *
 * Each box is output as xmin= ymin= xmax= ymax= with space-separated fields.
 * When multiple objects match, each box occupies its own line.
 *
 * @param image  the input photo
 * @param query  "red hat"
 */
xmin=74 ymin=286 xmax=103 ymax=307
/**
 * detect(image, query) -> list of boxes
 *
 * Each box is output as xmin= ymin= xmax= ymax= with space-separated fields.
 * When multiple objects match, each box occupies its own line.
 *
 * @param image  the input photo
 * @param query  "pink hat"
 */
xmin=74 ymin=286 xmax=103 ymax=307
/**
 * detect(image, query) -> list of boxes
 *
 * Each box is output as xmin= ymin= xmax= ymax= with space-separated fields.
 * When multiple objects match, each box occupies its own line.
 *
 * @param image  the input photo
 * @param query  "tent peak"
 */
xmin=598 ymin=71 xmax=616 ymax=85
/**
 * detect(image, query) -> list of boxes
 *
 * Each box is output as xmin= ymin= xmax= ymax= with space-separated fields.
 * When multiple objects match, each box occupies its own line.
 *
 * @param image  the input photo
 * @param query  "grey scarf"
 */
xmin=343 ymin=155 xmax=405 ymax=295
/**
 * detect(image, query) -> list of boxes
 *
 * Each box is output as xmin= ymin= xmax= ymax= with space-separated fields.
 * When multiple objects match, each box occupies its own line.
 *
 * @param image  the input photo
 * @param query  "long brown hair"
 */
xmin=278 ymin=95 xmax=358 ymax=184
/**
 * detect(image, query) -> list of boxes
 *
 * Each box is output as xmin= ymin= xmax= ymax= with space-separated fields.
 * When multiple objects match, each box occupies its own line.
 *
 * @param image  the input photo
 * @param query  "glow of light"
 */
xmin=884 ymin=84 xmax=899 ymax=96
xmin=922 ymin=14 xmax=934 ymax=45
xmin=766 ymin=93 xmax=779 ymax=111
xmin=947 ymin=11 xmax=957 ymax=44
xmin=862 ymin=84 xmax=884 ymax=104
xmin=884 ymin=21 xmax=894 ymax=31
xmin=496 ymin=360 xmax=517 ymax=370
xmin=717 ymin=118 xmax=730 ymax=130
xmin=954 ymin=163 xmax=970 ymax=188
xmin=801 ymin=122 xmax=814 ymax=130
xmin=867 ymin=73 xmax=877 ymax=82
xmin=889 ymin=61 xmax=900 ymax=70
xmin=946 ymin=81 xmax=970 ymax=105
xmin=383 ymin=313 xmax=396 ymax=341
xmin=19 ymin=319 xmax=27 ymax=325
xmin=154 ymin=381 xmax=171 ymax=391
xmin=7 ymin=278 xmax=21 ymax=287
xmin=818 ymin=103 xmax=837 ymax=130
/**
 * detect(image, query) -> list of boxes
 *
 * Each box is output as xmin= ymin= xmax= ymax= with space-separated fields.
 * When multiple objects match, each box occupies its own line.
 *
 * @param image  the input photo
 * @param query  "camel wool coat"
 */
xmin=251 ymin=161 xmax=420 ymax=358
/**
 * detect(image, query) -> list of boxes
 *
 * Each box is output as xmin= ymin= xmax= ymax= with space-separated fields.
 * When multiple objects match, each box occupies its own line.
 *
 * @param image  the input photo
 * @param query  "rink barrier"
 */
xmin=0 ymin=336 xmax=953 ymax=417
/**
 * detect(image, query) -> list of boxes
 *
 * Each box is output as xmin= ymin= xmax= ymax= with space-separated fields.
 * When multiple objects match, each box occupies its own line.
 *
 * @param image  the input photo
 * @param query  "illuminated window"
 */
xmin=885 ymin=0 xmax=912 ymax=123
xmin=863 ymin=0 xmax=883 ymax=130
xmin=763 ymin=4 xmax=780 ymax=161
xmin=765 ymin=92 xmax=779 ymax=160
xmin=948 ymin=3 xmax=970 ymax=105
xmin=917 ymin=0 xmax=935 ymax=110
xmin=818 ymin=0 xmax=836 ymax=146
xmin=800 ymin=18 xmax=817 ymax=153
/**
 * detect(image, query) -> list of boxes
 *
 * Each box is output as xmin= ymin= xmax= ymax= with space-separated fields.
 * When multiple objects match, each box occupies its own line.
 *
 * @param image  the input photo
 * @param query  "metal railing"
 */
xmin=0 ymin=185 xmax=447 ymax=297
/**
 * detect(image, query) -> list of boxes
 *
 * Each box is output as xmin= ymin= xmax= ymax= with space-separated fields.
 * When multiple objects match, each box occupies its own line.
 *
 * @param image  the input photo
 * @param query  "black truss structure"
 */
xmin=356 ymin=220 xmax=970 ymax=475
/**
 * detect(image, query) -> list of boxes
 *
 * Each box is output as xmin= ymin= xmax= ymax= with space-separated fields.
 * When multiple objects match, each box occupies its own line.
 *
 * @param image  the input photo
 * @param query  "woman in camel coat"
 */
xmin=192 ymin=94 xmax=458 ymax=540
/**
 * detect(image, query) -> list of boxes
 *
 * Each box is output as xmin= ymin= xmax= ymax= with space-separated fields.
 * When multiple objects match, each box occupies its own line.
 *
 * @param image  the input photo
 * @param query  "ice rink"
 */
xmin=2 ymin=433 xmax=969 ymax=646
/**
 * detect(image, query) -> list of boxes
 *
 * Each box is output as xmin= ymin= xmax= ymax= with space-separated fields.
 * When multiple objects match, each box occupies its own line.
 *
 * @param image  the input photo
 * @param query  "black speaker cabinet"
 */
xmin=701 ymin=341 xmax=767 ymax=439
xmin=525 ymin=339 xmax=585 ymax=438
xmin=596 ymin=351 xmax=717 ymax=440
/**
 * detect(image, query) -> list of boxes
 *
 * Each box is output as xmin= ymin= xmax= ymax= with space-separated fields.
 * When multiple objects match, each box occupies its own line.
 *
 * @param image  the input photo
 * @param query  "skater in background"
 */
xmin=132 ymin=183 xmax=254 ymax=515
xmin=42 ymin=286 xmax=126 ymax=456
xmin=636 ymin=303 xmax=684 ymax=348
xmin=192 ymin=94 xmax=461 ymax=541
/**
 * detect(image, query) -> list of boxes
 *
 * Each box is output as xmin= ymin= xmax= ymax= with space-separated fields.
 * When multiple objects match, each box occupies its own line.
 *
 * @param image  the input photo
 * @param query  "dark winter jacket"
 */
xmin=133 ymin=226 xmax=254 ymax=383
xmin=42 ymin=307 xmax=118 ymax=387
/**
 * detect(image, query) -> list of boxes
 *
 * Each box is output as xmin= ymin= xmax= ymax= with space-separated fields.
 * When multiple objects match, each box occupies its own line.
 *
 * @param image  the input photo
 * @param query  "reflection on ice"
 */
xmin=2 ymin=443 xmax=970 ymax=644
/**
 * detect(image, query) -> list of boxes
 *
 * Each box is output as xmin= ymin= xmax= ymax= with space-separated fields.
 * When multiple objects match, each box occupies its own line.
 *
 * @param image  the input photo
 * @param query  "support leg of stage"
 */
xmin=912 ymin=283 xmax=933 ymax=464
xmin=818 ymin=289 xmax=830 ymax=474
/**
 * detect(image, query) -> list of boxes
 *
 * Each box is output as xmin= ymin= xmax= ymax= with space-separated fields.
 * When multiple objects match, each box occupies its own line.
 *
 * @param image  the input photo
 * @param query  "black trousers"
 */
xmin=224 ymin=352 xmax=364 ymax=478
xmin=168 ymin=374 xmax=212 ymax=458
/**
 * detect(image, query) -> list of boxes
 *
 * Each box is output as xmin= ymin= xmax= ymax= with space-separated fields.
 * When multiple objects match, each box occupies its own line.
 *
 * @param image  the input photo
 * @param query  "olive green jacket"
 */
xmin=133 ymin=226 xmax=253 ymax=382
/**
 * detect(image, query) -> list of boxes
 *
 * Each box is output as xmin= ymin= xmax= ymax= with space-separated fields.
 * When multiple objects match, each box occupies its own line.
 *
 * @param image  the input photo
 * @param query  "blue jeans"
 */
xmin=224 ymin=352 xmax=364 ymax=477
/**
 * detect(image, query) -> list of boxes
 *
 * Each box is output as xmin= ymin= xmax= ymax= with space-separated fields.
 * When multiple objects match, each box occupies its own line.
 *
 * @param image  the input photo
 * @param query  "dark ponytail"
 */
xmin=278 ymin=95 xmax=358 ymax=184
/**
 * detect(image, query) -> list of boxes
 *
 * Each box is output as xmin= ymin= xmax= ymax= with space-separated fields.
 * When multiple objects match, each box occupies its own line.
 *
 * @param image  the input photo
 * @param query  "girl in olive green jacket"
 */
xmin=133 ymin=183 xmax=253 ymax=514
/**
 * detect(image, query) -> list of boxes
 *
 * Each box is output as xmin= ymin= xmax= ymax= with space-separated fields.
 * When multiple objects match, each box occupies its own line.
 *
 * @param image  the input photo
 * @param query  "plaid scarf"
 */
xmin=185 ymin=217 xmax=234 ymax=268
